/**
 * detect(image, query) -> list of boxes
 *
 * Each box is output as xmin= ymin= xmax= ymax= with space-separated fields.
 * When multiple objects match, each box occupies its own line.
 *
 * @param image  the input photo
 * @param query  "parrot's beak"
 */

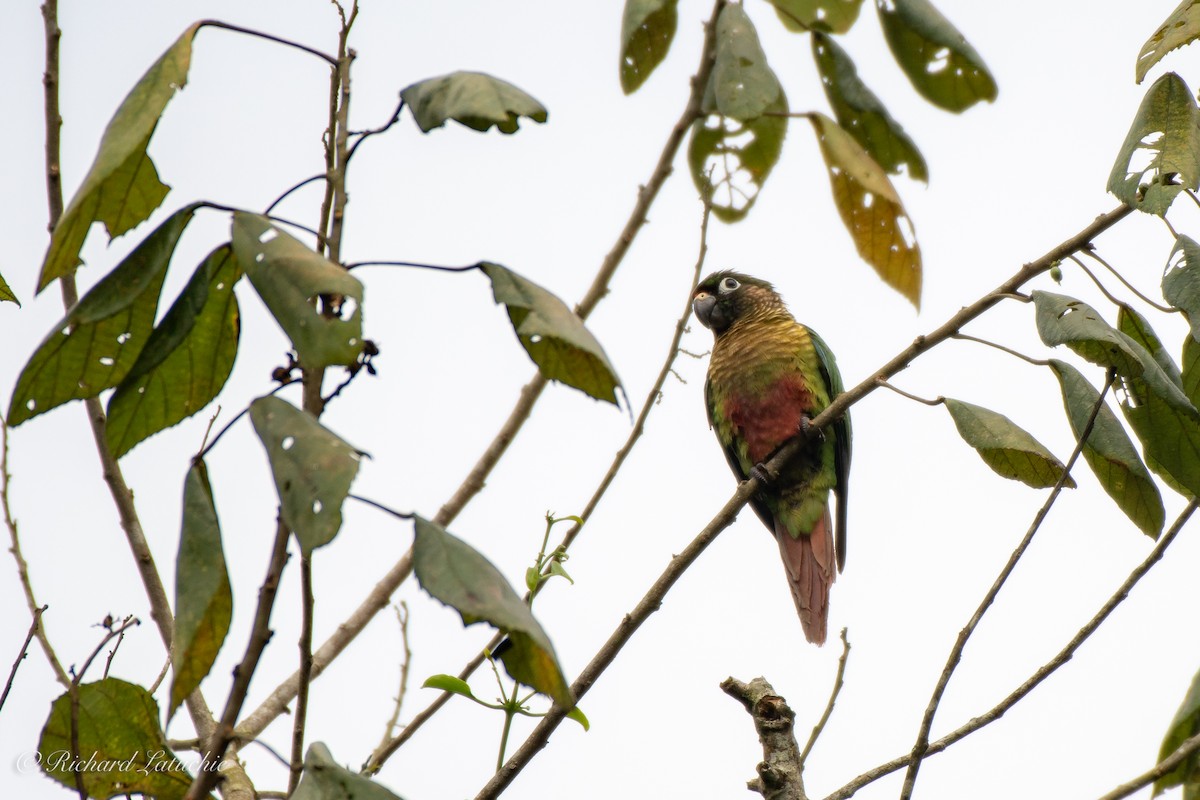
xmin=693 ymin=292 xmax=717 ymax=329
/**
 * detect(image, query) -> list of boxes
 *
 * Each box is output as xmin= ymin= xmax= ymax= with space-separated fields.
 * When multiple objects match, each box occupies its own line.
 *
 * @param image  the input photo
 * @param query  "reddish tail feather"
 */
xmin=775 ymin=508 xmax=836 ymax=645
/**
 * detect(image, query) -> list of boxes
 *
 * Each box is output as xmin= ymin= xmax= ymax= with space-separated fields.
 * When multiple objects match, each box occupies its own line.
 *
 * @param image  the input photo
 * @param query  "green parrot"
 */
xmin=692 ymin=270 xmax=851 ymax=645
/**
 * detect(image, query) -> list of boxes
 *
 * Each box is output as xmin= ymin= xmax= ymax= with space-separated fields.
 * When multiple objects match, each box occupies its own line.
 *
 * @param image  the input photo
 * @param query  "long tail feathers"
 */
xmin=775 ymin=509 xmax=836 ymax=646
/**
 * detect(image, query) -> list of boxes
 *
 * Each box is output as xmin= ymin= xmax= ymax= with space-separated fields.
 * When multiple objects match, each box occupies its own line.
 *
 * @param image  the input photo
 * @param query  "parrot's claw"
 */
xmin=750 ymin=463 xmax=774 ymax=486
xmin=799 ymin=413 xmax=825 ymax=442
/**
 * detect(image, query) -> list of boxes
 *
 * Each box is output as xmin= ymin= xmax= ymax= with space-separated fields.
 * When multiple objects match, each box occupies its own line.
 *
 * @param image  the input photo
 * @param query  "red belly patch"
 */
xmin=727 ymin=377 xmax=814 ymax=463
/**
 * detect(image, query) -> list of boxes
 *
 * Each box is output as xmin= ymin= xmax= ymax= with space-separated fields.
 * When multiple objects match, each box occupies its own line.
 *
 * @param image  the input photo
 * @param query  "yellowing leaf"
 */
xmin=38 ymin=24 xmax=200 ymax=292
xmin=1137 ymin=0 xmax=1200 ymax=83
xmin=620 ymin=0 xmax=679 ymax=94
xmin=809 ymin=112 xmax=921 ymax=306
xmin=944 ymin=398 xmax=1075 ymax=488
xmin=401 ymin=71 xmax=548 ymax=134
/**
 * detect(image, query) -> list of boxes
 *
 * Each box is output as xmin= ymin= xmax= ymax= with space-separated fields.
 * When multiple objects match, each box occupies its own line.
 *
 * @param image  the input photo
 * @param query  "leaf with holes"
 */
xmin=106 ymin=245 xmax=241 ymax=458
xmin=401 ymin=71 xmax=548 ymax=134
xmin=1154 ymin=667 xmax=1200 ymax=797
xmin=620 ymin=0 xmax=678 ymax=94
xmin=480 ymin=263 xmax=621 ymax=404
xmin=689 ymin=95 xmax=788 ymax=223
xmin=292 ymin=743 xmax=403 ymax=800
xmin=232 ymin=212 xmax=363 ymax=370
xmin=769 ymin=0 xmax=866 ymax=33
xmin=413 ymin=516 xmax=573 ymax=707
xmin=704 ymin=4 xmax=783 ymax=121
xmin=1165 ymin=235 xmax=1200 ymax=342
xmin=39 ymin=679 xmax=200 ymax=800
xmin=169 ymin=460 xmax=232 ymax=718
xmin=9 ymin=204 xmax=200 ymax=427
xmin=1107 ymin=73 xmax=1200 ymax=216
xmin=249 ymin=396 xmax=362 ymax=554
xmin=1049 ymin=360 xmax=1163 ymax=538
xmin=1032 ymin=291 xmax=1195 ymax=414
xmin=876 ymin=0 xmax=996 ymax=113
xmin=809 ymin=112 xmax=921 ymax=306
xmin=813 ymin=33 xmax=927 ymax=181
xmin=38 ymin=23 xmax=200 ymax=292
xmin=1137 ymin=0 xmax=1200 ymax=83
xmin=943 ymin=398 xmax=1074 ymax=488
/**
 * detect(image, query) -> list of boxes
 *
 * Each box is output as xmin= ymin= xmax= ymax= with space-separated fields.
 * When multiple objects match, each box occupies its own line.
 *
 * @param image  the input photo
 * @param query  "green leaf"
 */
xmin=1032 ymin=291 xmax=1195 ymax=414
xmin=1048 ymin=360 xmax=1164 ymax=538
xmin=688 ymin=95 xmax=788 ymax=222
xmin=808 ymin=112 xmax=921 ymax=306
xmin=549 ymin=560 xmax=574 ymax=584
xmin=943 ymin=397 xmax=1075 ymax=488
xmin=401 ymin=71 xmax=548 ymax=134
xmin=705 ymin=4 xmax=783 ymax=121
xmin=1155 ymin=667 xmax=1200 ymax=797
xmin=1137 ymin=0 xmax=1200 ymax=83
xmin=106 ymin=245 xmax=241 ymax=458
xmin=1107 ymin=72 xmax=1200 ymax=216
xmin=38 ymin=24 xmax=200 ymax=292
xmin=422 ymin=674 xmax=478 ymax=700
xmin=479 ymin=263 xmax=621 ymax=404
xmin=412 ymin=516 xmax=573 ymax=707
xmin=249 ymin=396 xmax=362 ymax=554
xmin=292 ymin=743 xmax=404 ymax=800
xmin=813 ymin=33 xmax=927 ymax=181
xmin=875 ymin=0 xmax=996 ymax=113
xmin=1165 ymin=235 xmax=1200 ymax=342
xmin=232 ymin=212 xmax=363 ymax=370
xmin=769 ymin=0 xmax=866 ymax=33
xmin=620 ymin=0 xmax=678 ymax=94
xmin=170 ymin=460 xmax=232 ymax=718
xmin=566 ymin=705 xmax=591 ymax=731
xmin=9 ymin=204 xmax=199 ymax=426
xmin=1119 ymin=304 xmax=1184 ymax=389
xmin=39 ymin=678 xmax=200 ymax=800
xmin=0 ymin=271 xmax=19 ymax=306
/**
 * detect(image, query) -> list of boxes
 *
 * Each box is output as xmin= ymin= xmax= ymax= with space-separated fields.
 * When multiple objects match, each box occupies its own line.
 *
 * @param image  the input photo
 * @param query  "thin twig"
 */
xmin=234 ymin=0 xmax=728 ymax=748
xmin=264 ymin=174 xmax=328 ymax=216
xmin=198 ymin=20 xmax=337 ymax=65
xmin=1096 ymin=729 xmax=1200 ymax=800
xmin=1068 ymin=254 xmax=1132 ymax=309
xmin=184 ymin=520 xmax=292 ymax=800
xmin=950 ymin=333 xmax=1051 ymax=366
xmin=0 ymin=607 xmax=46 ymax=714
xmin=1079 ymin=248 xmax=1176 ymax=314
xmin=198 ymin=377 xmax=299 ymax=459
xmin=76 ymin=615 xmax=139 ymax=684
xmin=345 ymin=96 xmax=405 ymax=165
xmin=800 ymin=629 xmax=851 ymax=767
xmin=288 ymin=555 xmax=316 ymax=795
xmin=347 ymin=494 xmax=414 ymax=520
xmin=823 ymin=498 xmax=1199 ymax=800
xmin=149 ymin=655 xmax=171 ymax=694
xmin=874 ymin=379 xmax=943 ymax=407
xmin=897 ymin=370 xmax=1114 ymax=800
xmin=344 ymin=260 xmax=481 ymax=272
xmin=367 ymin=603 xmax=413 ymax=767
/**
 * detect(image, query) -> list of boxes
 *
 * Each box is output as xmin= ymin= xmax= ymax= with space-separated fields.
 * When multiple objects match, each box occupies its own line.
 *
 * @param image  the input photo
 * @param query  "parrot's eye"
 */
xmin=719 ymin=277 xmax=740 ymax=294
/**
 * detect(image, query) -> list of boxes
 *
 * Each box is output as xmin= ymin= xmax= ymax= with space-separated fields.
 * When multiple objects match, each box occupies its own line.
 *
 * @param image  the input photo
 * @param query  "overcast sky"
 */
xmin=4 ymin=2 xmax=1200 ymax=799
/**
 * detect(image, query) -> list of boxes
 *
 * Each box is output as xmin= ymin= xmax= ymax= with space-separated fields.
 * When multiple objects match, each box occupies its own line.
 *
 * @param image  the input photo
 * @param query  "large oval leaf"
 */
xmin=813 ymin=33 xmax=927 ymax=181
xmin=170 ymin=460 xmax=232 ymax=718
xmin=1048 ymin=360 xmax=1164 ymax=538
xmin=704 ymin=4 xmax=782 ymax=121
xmin=1137 ymin=0 xmax=1200 ymax=83
xmin=292 ymin=743 xmax=404 ymax=800
xmin=39 ymin=679 xmax=199 ymax=800
xmin=944 ymin=398 xmax=1074 ymax=488
xmin=1107 ymin=72 xmax=1200 ymax=216
xmin=620 ymin=0 xmax=678 ymax=94
xmin=480 ymin=263 xmax=621 ymax=404
xmin=232 ymin=212 xmax=363 ymax=370
xmin=770 ymin=0 xmax=866 ymax=33
xmin=413 ymin=516 xmax=572 ymax=707
xmin=875 ymin=0 xmax=996 ymax=113
xmin=401 ymin=71 xmax=548 ymax=134
xmin=1164 ymin=235 xmax=1200 ymax=342
xmin=107 ymin=245 xmax=241 ymax=458
xmin=249 ymin=396 xmax=363 ymax=554
xmin=38 ymin=24 xmax=200 ymax=292
xmin=10 ymin=204 xmax=199 ymax=426
xmin=809 ymin=112 xmax=921 ymax=306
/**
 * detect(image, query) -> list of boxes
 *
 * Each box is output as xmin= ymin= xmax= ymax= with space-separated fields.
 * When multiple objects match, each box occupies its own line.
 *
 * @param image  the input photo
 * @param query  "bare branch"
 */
xmin=75 ymin=615 xmax=139 ymax=685
xmin=0 ymin=606 xmax=47 ymax=714
xmin=722 ymin=677 xmax=807 ymax=800
xmin=1096 ymin=729 xmax=1200 ymax=800
xmin=823 ymin=498 xmax=1198 ymax=800
xmin=800 ymin=629 xmax=851 ymax=766
xmin=898 ymin=371 xmax=1114 ymax=800
xmin=288 ymin=555 xmax=316 ymax=795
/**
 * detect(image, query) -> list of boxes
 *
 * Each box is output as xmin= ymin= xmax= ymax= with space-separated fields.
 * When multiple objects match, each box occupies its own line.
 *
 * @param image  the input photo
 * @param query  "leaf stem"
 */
xmin=874 ymin=379 xmax=944 ymax=406
xmin=950 ymin=332 xmax=1051 ymax=366
xmin=198 ymin=20 xmax=338 ymax=65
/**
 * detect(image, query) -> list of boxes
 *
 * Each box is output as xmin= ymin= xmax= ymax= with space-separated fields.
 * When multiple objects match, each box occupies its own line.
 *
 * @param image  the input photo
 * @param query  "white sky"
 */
xmin=4 ymin=1 xmax=1200 ymax=799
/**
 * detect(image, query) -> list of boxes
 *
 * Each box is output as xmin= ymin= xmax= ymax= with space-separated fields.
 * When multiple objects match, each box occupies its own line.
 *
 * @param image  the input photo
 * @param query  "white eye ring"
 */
xmin=719 ymin=277 xmax=740 ymax=294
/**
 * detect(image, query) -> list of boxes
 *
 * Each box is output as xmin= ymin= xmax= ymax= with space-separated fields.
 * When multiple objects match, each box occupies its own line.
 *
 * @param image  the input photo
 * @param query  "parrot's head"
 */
xmin=693 ymin=270 xmax=784 ymax=336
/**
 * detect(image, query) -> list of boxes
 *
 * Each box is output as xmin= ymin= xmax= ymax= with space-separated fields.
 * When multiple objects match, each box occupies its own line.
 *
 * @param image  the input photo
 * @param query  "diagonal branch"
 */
xmin=1096 ymin=729 xmax=1200 ymax=800
xmin=898 ymin=371 xmax=1115 ymax=800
